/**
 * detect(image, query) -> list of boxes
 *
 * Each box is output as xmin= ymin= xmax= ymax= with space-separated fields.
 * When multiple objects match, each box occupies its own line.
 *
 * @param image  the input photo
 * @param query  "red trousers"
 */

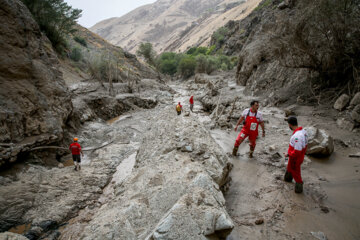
xmin=287 ymin=157 xmax=304 ymax=183
xmin=235 ymin=128 xmax=257 ymax=148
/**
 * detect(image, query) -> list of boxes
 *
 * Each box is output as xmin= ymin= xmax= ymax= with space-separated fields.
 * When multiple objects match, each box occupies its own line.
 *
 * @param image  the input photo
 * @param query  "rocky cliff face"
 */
xmin=90 ymin=0 xmax=261 ymax=53
xmin=0 ymin=0 xmax=72 ymax=167
xmin=213 ymin=0 xmax=314 ymax=104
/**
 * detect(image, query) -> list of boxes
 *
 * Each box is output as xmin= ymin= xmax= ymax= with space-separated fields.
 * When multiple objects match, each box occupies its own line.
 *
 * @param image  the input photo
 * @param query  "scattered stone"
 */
xmin=350 ymin=92 xmax=360 ymax=106
xmin=184 ymin=111 xmax=190 ymax=116
xmin=181 ymin=145 xmax=193 ymax=152
xmin=320 ymin=206 xmax=329 ymax=213
xmin=57 ymin=163 xmax=64 ymax=168
xmin=311 ymin=231 xmax=327 ymax=240
xmin=255 ymin=218 xmax=264 ymax=225
xmin=305 ymin=127 xmax=334 ymax=157
xmin=333 ymin=94 xmax=350 ymax=111
xmin=351 ymin=104 xmax=360 ymax=123
xmin=336 ymin=118 xmax=354 ymax=131
xmin=0 ymin=232 xmax=29 ymax=240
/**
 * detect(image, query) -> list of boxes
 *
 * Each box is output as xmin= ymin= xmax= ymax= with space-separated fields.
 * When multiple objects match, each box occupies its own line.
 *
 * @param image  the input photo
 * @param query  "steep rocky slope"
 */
xmin=0 ymin=0 xmax=160 ymax=169
xmin=90 ymin=0 xmax=261 ymax=53
xmin=0 ymin=0 xmax=72 ymax=167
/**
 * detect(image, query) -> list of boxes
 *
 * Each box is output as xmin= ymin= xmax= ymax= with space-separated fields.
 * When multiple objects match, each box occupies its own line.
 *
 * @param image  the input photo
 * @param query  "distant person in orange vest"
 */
xmin=233 ymin=101 xmax=265 ymax=158
xmin=176 ymin=102 xmax=182 ymax=115
xmin=189 ymin=96 xmax=194 ymax=112
xmin=69 ymin=137 xmax=84 ymax=171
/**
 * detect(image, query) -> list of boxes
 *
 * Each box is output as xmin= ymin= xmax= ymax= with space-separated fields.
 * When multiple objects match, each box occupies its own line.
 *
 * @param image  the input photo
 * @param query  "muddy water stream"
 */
xmin=174 ymin=79 xmax=360 ymax=239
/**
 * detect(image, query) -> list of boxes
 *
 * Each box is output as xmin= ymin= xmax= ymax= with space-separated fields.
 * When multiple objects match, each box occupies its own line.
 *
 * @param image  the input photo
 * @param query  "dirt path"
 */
xmin=174 ymin=77 xmax=360 ymax=240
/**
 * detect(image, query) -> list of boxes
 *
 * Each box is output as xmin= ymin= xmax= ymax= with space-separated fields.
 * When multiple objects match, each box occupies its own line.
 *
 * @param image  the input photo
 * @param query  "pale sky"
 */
xmin=64 ymin=0 xmax=157 ymax=28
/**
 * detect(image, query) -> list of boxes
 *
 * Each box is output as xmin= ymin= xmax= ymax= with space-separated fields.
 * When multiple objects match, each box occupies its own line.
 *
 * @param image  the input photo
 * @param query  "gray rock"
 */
xmin=181 ymin=145 xmax=193 ymax=152
xmin=0 ymin=232 xmax=29 ymax=240
xmin=311 ymin=231 xmax=327 ymax=240
xmin=336 ymin=118 xmax=354 ymax=130
xmin=350 ymin=92 xmax=360 ymax=106
xmin=333 ymin=94 xmax=350 ymax=111
xmin=351 ymin=104 xmax=360 ymax=123
xmin=305 ymin=127 xmax=334 ymax=156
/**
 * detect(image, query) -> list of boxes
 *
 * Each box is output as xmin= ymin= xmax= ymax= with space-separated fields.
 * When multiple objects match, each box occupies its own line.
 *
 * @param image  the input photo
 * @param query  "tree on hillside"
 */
xmin=275 ymin=0 xmax=360 ymax=97
xmin=21 ymin=0 xmax=82 ymax=53
xmin=136 ymin=42 xmax=157 ymax=66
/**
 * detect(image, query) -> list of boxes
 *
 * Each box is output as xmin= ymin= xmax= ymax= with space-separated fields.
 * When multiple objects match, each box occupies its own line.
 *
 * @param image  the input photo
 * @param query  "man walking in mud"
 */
xmin=232 ymin=101 xmax=265 ymax=158
xmin=69 ymin=137 xmax=84 ymax=171
xmin=176 ymin=102 xmax=182 ymax=115
xmin=284 ymin=116 xmax=308 ymax=193
xmin=233 ymin=100 xmax=265 ymax=158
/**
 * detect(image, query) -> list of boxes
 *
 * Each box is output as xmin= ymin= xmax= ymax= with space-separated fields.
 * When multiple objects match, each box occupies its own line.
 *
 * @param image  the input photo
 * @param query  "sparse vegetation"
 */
xmin=212 ymin=27 xmax=229 ymax=46
xmin=136 ymin=42 xmax=157 ymax=65
xmin=73 ymin=36 xmax=87 ymax=47
xmin=254 ymin=0 xmax=272 ymax=11
xmin=70 ymin=47 xmax=82 ymax=62
xmin=21 ymin=0 xmax=82 ymax=53
xmin=275 ymin=0 xmax=360 ymax=96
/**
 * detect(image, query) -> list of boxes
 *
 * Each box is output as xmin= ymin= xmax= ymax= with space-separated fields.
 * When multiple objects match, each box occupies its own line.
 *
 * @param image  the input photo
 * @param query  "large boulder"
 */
xmin=351 ymin=104 xmax=360 ymax=123
xmin=333 ymin=94 xmax=350 ymax=111
xmin=350 ymin=92 xmax=360 ymax=107
xmin=305 ymin=127 xmax=334 ymax=157
xmin=0 ymin=0 xmax=72 ymax=166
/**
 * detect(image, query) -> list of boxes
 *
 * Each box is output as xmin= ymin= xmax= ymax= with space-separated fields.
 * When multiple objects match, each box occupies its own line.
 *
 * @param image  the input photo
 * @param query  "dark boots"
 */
xmin=295 ymin=182 xmax=303 ymax=193
xmin=284 ymin=171 xmax=293 ymax=182
xmin=249 ymin=146 xmax=255 ymax=158
xmin=232 ymin=146 xmax=239 ymax=156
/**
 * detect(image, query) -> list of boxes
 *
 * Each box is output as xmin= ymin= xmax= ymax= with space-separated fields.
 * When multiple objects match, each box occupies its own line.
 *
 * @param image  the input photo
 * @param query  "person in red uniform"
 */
xmin=189 ymin=96 xmax=194 ymax=112
xmin=176 ymin=102 xmax=182 ymax=115
xmin=69 ymin=137 xmax=84 ymax=171
xmin=284 ymin=116 xmax=308 ymax=193
xmin=233 ymin=101 xmax=265 ymax=158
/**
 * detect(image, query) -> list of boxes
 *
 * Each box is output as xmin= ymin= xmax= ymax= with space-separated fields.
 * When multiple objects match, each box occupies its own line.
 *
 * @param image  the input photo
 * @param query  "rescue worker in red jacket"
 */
xmin=233 ymin=100 xmax=265 ymax=158
xmin=176 ymin=102 xmax=182 ymax=115
xmin=69 ymin=137 xmax=84 ymax=171
xmin=284 ymin=116 xmax=308 ymax=193
xmin=189 ymin=96 xmax=194 ymax=112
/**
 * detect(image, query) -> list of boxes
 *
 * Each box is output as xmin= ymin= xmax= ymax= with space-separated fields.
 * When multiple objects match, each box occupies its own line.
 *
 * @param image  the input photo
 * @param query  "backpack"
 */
xmin=176 ymin=105 xmax=181 ymax=112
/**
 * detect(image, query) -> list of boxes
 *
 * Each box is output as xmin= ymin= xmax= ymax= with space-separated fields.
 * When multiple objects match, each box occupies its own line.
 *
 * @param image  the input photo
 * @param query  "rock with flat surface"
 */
xmin=305 ymin=127 xmax=334 ymax=157
xmin=351 ymin=104 xmax=360 ymax=123
xmin=333 ymin=94 xmax=350 ymax=111
xmin=350 ymin=92 xmax=360 ymax=107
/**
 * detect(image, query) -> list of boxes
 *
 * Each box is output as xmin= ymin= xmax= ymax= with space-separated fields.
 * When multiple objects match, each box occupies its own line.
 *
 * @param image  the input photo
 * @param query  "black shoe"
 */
xmin=284 ymin=171 xmax=293 ymax=182
xmin=232 ymin=146 xmax=239 ymax=156
xmin=295 ymin=182 xmax=303 ymax=193
xmin=78 ymin=165 xmax=81 ymax=170
xmin=74 ymin=166 xmax=78 ymax=171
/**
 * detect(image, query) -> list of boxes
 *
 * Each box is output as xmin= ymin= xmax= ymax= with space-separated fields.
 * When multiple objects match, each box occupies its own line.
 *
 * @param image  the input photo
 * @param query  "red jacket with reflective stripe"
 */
xmin=69 ymin=142 xmax=81 ymax=155
xmin=287 ymin=127 xmax=308 ymax=161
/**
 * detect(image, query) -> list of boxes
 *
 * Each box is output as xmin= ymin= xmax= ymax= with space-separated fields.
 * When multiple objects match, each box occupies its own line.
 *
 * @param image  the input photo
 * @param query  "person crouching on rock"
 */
xmin=176 ymin=102 xmax=182 ymax=115
xmin=283 ymin=116 xmax=308 ymax=193
xmin=69 ymin=137 xmax=84 ymax=171
xmin=189 ymin=96 xmax=194 ymax=112
xmin=233 ymin=100 xmax=265 ymax=158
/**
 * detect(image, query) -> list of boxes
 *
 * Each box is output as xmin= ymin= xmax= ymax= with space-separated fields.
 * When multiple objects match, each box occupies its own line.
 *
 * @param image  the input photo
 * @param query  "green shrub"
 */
xmin=74 ymin=36 xmax=87 ymax=47
xmin=195 ymin=54 xmax=207 ymax=73
xmin=70 ymin=47 xmax=82 ymax=62
xmin=213 ymin=27 xmax=229 ymax=46
xmin=205 ymin=56 xmax=220 ymax=74
xmin=178 ymin=56 xmax=196 ymax=78
xmin=136 ymin=42 xmax=156 ymax=65
xmin=21 ymin=0 xmax=81 ymax=54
